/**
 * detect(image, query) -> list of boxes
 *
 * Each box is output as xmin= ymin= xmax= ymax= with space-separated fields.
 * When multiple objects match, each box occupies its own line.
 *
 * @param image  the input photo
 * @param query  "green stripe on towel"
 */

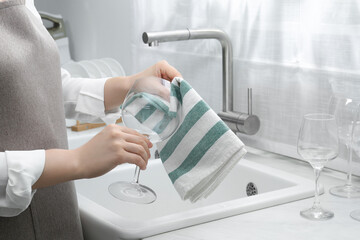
xmin=168 ymin=121 xmax=229 ymax=183
xmin=160 ymin=100 xmax=210 ymax=163
xmin=132 ymin=92 xmax=171 ymax=124
xmin=171 ymin=80 xmax=191 ymax=105
xmin=180 ymin=80 xmax=192 ymax=97
xmin=142 ymin=93 xmax=170 ymax=113
xmin=171 ymin=84 xmax=182 ymax=104
xmin=123 ymin=93 xmax=143 ymax=108
xmin=152 ymin=114 xmax=173 ymax=134
xmin=134 ymin=103 xmax=157 ymax=123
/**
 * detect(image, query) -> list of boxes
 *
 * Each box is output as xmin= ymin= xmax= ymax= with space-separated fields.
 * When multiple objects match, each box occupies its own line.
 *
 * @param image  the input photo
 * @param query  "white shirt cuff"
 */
xmin=62 ymin=68 xmax=121 ymax=124
xmin=75 ymin=77 xmax=121 ymax=124
xmin=0 ymin=150 xmax=45 ymax=217
xmin=75 ymin=77 xmax=108 ymax=118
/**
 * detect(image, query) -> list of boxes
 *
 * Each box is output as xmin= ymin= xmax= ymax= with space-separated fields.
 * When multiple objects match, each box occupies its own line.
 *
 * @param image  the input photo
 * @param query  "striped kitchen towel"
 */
xmin=121 ymin=79 xmax=179 ymax=139
xmin=126 ymin=77 xmax=247 ymax=202
xmin=158 ymin=77 xmax=247 ymax=202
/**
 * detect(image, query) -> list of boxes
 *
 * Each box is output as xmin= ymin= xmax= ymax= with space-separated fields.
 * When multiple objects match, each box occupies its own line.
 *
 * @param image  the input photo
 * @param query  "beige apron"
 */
xmin=0 ymin=0 xmax=83 ymax=239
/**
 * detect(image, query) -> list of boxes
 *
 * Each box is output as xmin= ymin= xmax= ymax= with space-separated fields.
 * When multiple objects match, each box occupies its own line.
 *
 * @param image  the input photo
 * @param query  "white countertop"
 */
xmin=66 ymin=128 xmax=359 ymax=239
xmin=144 ymin=148 xmax=360 ymax=240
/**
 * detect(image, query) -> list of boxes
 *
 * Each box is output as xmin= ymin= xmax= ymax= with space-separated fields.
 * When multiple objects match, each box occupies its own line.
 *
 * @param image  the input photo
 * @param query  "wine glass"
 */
xmin=350 ymin=104 xmax=360 ymax=221
xmin=350 ymin=209 xmax=360 ymax=221
xmin=328 ymin=96 xmax=360 ymax=198
xmin=108 ymin=76 xmax=180 ymax=204
xmin=297 ymin=113 xmax=339 ymax=220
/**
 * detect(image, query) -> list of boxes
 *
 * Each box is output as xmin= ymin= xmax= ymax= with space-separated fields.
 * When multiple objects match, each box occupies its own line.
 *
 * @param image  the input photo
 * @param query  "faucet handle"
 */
xmin=248 ymin=88 xmax=252 ymax=115
xmin=218 ymin=87 xmax=260 ymax=135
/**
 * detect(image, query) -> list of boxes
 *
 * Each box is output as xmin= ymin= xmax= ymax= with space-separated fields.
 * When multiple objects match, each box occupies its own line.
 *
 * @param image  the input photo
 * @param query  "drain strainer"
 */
xmin=246 ymin=182 xmax=258 ymax=196
xmin=155 ymin=150 xmax=160 ymax=159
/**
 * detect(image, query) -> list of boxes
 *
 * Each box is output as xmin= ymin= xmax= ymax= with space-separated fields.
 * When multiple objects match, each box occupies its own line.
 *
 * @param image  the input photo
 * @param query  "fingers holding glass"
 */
xmin=109 ymin=76 xmax=180 ymax=204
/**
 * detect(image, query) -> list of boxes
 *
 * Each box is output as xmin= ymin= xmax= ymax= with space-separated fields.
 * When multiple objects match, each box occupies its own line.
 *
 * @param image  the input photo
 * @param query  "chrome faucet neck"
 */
xmin=142 ymin=28 xmax=260 ymax=135
xmin=142 ymin=28 xmax=233 ymax=112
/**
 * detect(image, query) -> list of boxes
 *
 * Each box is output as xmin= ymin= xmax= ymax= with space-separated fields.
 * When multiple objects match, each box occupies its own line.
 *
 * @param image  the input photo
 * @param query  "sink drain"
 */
xmin=155 ymin=150 xmax=160 ymax=159
xmin=246 ymin=182 xmax=258 ymax=196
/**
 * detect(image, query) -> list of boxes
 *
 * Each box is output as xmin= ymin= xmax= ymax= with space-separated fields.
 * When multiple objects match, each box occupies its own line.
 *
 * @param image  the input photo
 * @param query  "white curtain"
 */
xmin=131 ymin=0 xmax=360 ymax=175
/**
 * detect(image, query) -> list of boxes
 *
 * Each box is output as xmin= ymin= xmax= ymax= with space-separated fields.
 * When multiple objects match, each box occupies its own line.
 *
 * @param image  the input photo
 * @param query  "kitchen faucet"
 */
xmin=142 ymin=28 xmax=260 ymax=135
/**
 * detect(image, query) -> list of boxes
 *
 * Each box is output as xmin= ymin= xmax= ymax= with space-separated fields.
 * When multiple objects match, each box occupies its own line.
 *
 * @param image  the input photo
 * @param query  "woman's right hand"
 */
xmin=74 ymin=124 xmax=152 ymax=179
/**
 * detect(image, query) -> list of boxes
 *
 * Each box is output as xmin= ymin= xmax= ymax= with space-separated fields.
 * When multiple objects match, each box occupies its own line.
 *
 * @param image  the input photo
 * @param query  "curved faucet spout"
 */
xmin=143 ymin=28 xmax=233 ymax=112
xmin=142 ymin=28 xmax=260 ymax=135
xmin=188 ymin=29 xmax=233 ymax=113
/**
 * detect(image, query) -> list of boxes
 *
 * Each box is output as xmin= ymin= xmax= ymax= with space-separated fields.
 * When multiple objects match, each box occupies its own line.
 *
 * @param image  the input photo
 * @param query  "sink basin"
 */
xmin=70 ymin=127 xmax=315 ymax=240
xmin=67 ymin=128 xmax=315 ymax=239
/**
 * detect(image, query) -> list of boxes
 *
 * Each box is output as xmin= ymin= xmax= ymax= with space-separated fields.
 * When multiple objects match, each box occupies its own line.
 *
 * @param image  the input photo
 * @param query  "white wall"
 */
xmin=131 ymin=0 xmax=360 ymax=177
xmin=34 ymin=0 xmax=134 ymax=75
xmin=33 ymin=0 xmax=360 ymax=177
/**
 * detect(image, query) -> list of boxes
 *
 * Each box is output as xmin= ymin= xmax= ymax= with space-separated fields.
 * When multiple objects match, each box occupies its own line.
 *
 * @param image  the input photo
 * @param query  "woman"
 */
xmin=0 ymin=0 xmax=182 ymax=239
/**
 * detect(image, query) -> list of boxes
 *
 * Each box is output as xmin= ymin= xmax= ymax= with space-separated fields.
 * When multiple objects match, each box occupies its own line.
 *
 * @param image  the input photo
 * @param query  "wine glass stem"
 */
xmin=133 ymin=166 xmax=140 ymax=184
xmin=313 ymin=168 xmax=322 ymax=208
xmin=346 ymin=143 xmax=353 ymax=186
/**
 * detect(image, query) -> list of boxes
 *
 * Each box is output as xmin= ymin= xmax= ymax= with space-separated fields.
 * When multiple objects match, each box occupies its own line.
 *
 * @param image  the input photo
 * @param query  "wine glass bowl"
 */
xmin=350 ymin=209 xmax=360 ymax=221
xmin=349 ymin=104 xmax=360 ymax=221
xmin=328 ymin=96 xmax=360 ymax=198
xmin=297 ymin=113 xmax=339 ymax=220
xmin=108 ymin=77 xmax=180 ymax=204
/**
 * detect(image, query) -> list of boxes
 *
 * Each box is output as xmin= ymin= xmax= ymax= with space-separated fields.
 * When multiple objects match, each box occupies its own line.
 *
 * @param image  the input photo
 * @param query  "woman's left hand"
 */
xmin=130 ymin=60 xmax=182 ymax=82
xmin=104 ymin=60 xmax=182 ymax=111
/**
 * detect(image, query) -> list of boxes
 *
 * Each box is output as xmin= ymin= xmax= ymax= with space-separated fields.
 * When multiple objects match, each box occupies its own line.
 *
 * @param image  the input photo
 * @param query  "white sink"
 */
xmin=67 ymin=128 xmax=315 ymax=239
xmin=68 ymin=127 xmax=315 ymax=240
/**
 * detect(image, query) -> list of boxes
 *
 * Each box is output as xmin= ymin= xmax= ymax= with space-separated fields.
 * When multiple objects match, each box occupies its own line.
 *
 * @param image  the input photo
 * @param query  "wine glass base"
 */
xmin=108 ymin=181 xmax=157 ymax=204
xmin=350 ymin=209 xmax=360 ymax=221
xmin=329 ymin=185 xmax=360 ymax=198
xmin=300 ymin=206 xmax=334 ymax=221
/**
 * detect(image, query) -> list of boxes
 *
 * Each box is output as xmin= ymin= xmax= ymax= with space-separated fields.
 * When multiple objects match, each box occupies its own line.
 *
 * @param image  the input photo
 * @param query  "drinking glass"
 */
xmin=297 ymin=113 xmax=339 ymax=220
xmin=350 ymin=209 xmax=360 ymax=221
xmin=108 ymin=76 xmax=180 ymax=204
xmin=350 ymin=104 xmax=360 ymax=221
xmin=328 ymin=96 xmax=360 ymax=198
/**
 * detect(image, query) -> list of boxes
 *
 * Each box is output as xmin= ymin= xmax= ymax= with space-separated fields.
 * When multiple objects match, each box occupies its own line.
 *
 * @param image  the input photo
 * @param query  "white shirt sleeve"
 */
xmin=0 ymin=0 xmax=123 ymax=217
xmin=0 ymin=150 xmax=45 ymax=217
xmin=0 ymin=72 xmax=121 ymax=217
xmin=61 ymin=68 xmax=121 ymax=125
xmin=0 ymin=70 xmax=121 ymax=216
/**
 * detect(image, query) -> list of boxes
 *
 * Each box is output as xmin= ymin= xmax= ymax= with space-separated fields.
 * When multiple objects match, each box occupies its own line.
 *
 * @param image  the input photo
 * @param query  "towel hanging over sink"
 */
xmin=127 ymin=77 xmax=247 ymax=202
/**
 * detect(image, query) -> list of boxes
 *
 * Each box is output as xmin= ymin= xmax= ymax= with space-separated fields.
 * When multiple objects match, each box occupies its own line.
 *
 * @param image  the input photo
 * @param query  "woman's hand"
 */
xmin=33 ymin=125 xmax=152 ymax=189
xmin=129 ymin=60 xmax=182 ymax=82
xmin=104 ymin=60 xmax=182 ymax=111
xmin=74 ymin=124 xmax=152 ymax=179
xmin=33 ymin=61 xmax=179 ymax=189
